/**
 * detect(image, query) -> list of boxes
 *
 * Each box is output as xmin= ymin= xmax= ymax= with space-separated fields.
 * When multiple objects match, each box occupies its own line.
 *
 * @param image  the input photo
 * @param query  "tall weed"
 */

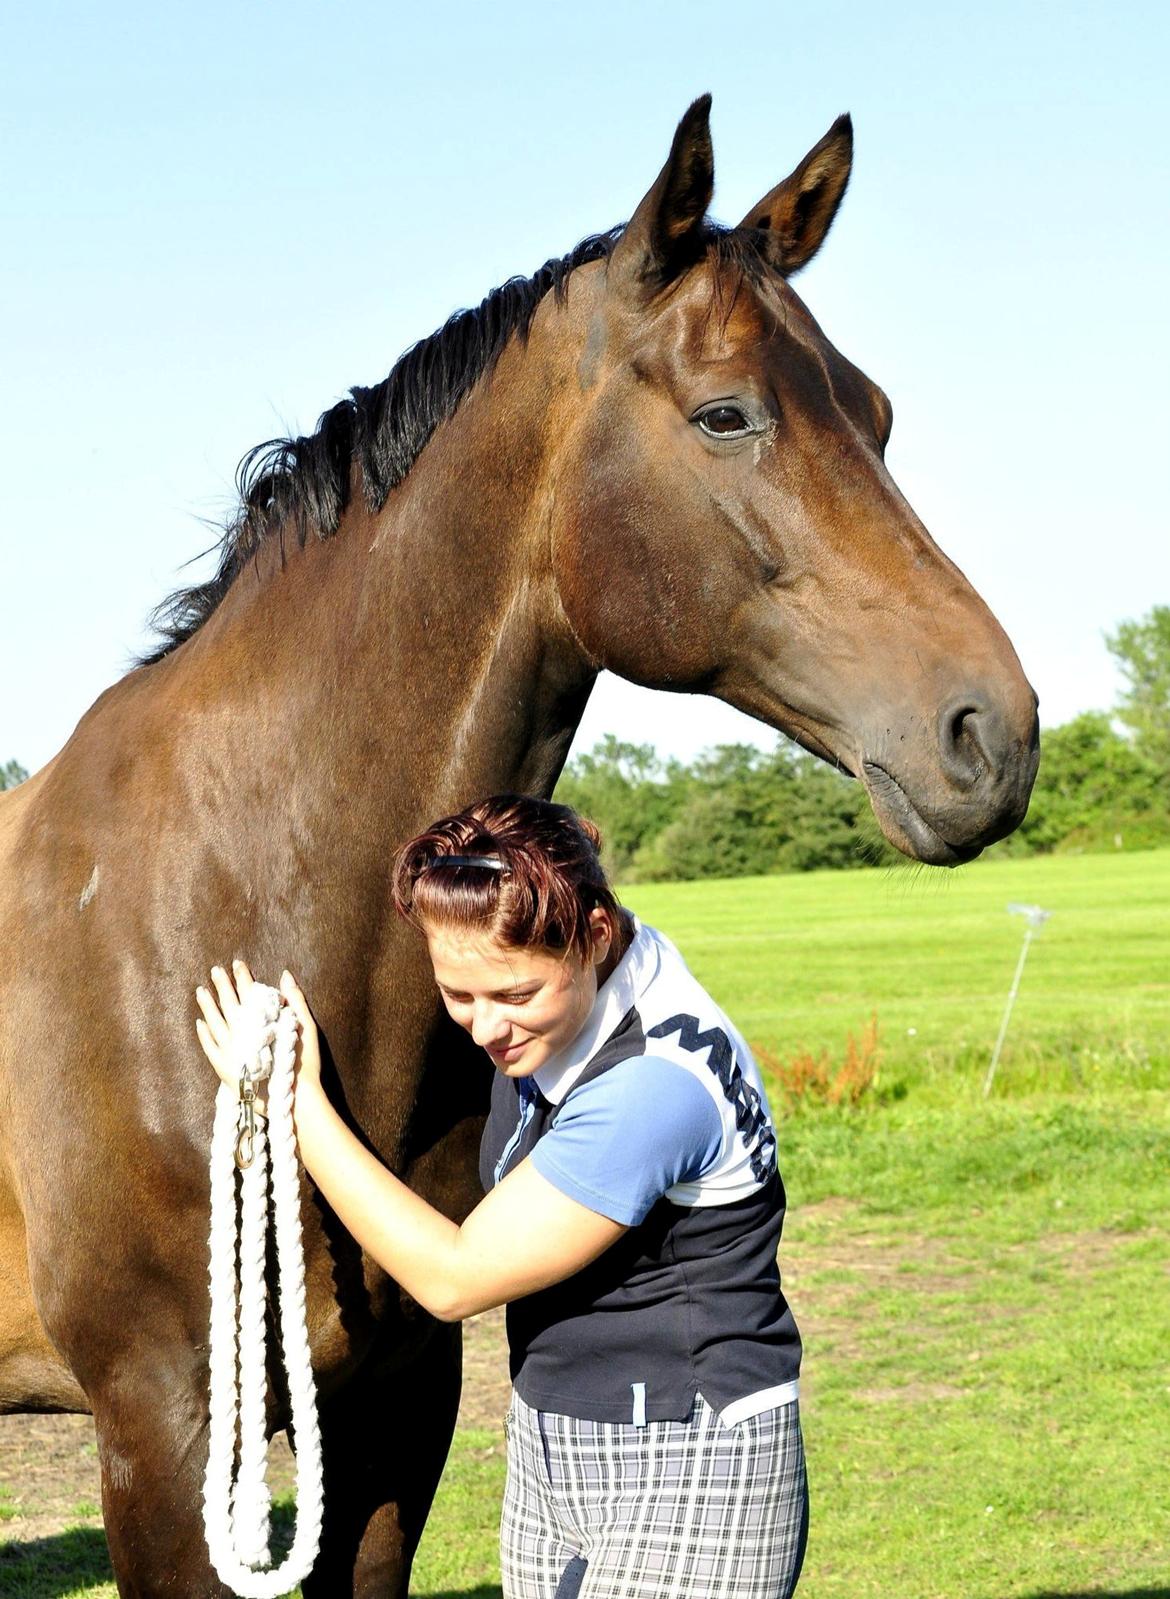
xmin=755 ymin=1013 xmax=880 ymax=1110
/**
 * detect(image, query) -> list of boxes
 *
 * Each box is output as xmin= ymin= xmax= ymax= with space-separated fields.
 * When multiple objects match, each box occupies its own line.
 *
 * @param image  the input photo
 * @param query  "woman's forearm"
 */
xmin=291 ymin=1078 xmax=625 ymax=1321
xmin=292 ymin=1081 xmax=473 ymax=1321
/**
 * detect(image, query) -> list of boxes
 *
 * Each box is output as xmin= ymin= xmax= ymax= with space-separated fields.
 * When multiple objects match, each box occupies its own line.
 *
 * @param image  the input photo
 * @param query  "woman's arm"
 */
xmin=196 ymin=963 xmax=627 ymax=1322
xmin=293 ymin=1082 xmax=626 ymax=1320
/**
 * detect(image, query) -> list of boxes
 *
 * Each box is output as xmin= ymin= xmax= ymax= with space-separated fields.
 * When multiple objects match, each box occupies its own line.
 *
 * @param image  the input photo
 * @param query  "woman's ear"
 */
xmin=588 ymin=906 xmax=614 ymax=966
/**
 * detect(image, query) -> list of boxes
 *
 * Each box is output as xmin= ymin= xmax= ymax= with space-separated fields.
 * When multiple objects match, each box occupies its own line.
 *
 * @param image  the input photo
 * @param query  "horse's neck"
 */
xmin=164 ymin=301 xmax=595 ymax=863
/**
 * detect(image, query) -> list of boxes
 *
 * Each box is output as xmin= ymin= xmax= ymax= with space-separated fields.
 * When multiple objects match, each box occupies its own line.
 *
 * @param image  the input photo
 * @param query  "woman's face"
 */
xmin=425 ymin=910 xmax=613 ymax=1078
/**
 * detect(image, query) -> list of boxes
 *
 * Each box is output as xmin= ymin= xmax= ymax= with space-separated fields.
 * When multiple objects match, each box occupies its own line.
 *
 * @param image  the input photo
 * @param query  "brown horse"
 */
xmin=0 ymin=97 xmax=1037 ymax=1595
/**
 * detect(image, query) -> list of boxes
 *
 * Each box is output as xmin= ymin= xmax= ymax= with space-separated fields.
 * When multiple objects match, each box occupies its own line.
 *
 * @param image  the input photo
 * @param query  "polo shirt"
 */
xmin=478 ymin=916 xmax=802 ymax=1426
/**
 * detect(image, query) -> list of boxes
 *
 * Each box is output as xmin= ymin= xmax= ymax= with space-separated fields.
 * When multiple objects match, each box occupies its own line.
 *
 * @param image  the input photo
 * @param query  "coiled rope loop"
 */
xmin=203 ymin=982 xmax=324 ymax=1597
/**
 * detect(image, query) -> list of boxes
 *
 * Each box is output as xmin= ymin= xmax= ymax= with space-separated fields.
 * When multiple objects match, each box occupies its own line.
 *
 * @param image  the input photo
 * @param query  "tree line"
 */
xmin=555 ymin=607 xmax=1170 ymax=881
xmin=4 ymin=608 xmax=1167 ymax=882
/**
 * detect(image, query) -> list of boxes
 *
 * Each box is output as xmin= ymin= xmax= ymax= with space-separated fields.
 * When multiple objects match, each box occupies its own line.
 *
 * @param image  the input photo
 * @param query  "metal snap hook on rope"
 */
xmin=235 ymin=1076 xmax=257 ymax=1170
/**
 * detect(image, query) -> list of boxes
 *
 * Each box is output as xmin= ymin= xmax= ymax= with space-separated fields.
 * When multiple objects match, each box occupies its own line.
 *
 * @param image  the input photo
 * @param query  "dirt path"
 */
xmin=2 ymin=1223 xmax=1144 ymax=1548
xmin=0 ymin=1308 xmax=511 ymax=1545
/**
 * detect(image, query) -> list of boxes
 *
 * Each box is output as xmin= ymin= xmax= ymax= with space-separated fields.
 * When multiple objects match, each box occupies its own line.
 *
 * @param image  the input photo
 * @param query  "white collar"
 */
xmin=533 ymin=915 xmax=661 ymax=1105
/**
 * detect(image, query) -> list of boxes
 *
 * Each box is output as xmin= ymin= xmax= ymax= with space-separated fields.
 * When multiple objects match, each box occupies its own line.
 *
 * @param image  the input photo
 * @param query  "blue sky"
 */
xmin=3 ymin=1 xmax=1167 ymax=773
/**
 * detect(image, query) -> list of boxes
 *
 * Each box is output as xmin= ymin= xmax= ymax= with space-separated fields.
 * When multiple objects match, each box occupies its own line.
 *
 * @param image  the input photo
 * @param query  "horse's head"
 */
xmin=551 ymin=97 xmax=1038 ymax=865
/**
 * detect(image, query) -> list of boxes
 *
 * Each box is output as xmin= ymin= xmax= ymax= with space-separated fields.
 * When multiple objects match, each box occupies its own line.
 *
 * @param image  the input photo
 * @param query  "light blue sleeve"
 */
xmin=528 ymin=1055 xmax=724 ymax=1226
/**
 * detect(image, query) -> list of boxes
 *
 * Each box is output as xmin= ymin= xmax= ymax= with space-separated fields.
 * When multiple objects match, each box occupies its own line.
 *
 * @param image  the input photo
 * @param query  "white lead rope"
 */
xmin=203 ymin=983 xmax=324 ymax=1597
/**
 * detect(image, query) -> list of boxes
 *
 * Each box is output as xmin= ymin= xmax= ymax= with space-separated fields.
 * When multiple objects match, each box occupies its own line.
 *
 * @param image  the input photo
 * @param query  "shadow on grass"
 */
xmin=0 ymin=1510 xmax=502 ymax=1599
xmin=0 ymin=1543 xmax=1163 ymax=1599
xmin=0 ymin=1505 xmax=301 ymax=1597
xmin=0 ymin=1525 xmax=112 ymax=1593
xmin=416 ymin=1589 xmax=1170 ymax=1599
xmin=414 ymin=1589 xmax=501 ymax=1599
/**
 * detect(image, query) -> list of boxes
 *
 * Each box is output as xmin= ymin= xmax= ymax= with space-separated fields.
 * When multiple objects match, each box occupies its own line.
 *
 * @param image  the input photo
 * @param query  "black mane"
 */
xmin=138 ymin=223 xmax=765 ymax=665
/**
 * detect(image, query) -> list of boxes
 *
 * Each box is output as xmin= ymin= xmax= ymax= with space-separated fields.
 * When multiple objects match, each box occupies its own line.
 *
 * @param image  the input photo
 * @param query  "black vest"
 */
xmin=479 ymin=1002 xmax=802 ymax=1423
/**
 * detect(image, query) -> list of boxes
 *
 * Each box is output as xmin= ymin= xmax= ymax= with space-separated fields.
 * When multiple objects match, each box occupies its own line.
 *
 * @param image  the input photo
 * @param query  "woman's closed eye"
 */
xmin=442 ymin=988 xmax=535 ymax=1005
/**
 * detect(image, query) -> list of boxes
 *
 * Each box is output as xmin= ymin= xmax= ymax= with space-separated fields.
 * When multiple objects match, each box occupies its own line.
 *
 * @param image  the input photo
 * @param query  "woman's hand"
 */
xmin=276 ymin=969 xmax=322 ymax=1101
xmin=195 ymin=960 xmax=262 ymax=1103
xmin=195 ymin=961 xmax=323 ymax=1118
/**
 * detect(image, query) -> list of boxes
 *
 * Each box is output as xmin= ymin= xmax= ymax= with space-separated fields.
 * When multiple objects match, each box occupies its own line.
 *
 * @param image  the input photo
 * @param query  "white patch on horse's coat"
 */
xmin=443 ymin=584 xmax=527 ymax=784
xmin=78 ymin=864 xmax=99 ymax=911
xmin=103 ymin=1445 xmax=134 ymax=1493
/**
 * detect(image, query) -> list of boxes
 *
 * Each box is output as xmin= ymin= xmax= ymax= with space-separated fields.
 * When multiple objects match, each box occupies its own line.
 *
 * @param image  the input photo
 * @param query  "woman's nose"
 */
xmin=470 ymin=1001 xmax=508 ymax=1049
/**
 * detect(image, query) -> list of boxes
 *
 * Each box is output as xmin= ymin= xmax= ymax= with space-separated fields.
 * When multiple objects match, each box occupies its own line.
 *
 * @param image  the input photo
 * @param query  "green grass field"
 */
xmin=640 ymin=845 xmax=1169 ymax=1102
xmin=415 ymin=848 xmax=1170 ymax=1598
xmin=3 ymin=848 xmax=1167 ymax=1597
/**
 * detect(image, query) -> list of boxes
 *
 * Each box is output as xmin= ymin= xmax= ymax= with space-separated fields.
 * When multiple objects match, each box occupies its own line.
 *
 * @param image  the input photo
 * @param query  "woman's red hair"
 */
xmin=391 ymin=794 xmax=629 ymax=964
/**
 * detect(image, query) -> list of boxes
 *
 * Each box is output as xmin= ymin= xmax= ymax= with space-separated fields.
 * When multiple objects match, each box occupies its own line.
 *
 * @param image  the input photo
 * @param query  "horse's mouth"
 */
xmin=862 ymin=761 xmax=983 ymax=867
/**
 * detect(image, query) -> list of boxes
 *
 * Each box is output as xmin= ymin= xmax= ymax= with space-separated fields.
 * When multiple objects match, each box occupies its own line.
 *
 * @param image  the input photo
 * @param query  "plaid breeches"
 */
xmin=499 ymin=1388 xmax=808 ymax=1599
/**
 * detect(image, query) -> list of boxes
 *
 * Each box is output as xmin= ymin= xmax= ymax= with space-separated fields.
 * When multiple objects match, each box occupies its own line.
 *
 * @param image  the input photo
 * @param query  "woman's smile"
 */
xmin=424 ymin=918 xmax=613 ymax=1078
xmin=487 ymin=1039 xmax=529 ymax=1064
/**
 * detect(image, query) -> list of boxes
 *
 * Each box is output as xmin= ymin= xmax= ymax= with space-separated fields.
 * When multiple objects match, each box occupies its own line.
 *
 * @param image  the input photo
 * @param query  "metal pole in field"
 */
xmin=983 ymin=903 xmax=1052 ymax=1099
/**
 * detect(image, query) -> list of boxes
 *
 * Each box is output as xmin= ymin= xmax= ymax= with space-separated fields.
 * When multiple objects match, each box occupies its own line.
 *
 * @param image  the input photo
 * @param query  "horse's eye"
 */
xmin=696 ymin=405 xmax=751 ymax=438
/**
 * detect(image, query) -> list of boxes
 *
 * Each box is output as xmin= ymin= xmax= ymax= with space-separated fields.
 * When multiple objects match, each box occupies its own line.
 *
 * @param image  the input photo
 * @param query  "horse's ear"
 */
xmin=609 ymin=95 xmax=714 ymax=296
xmin=738 ymin=114 xmax=853 ymax=275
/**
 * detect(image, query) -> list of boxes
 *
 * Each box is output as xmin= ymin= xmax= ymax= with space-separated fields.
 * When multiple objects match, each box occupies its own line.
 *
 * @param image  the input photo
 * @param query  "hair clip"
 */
xmin=430 ymin=854 xmax=509 ymax=872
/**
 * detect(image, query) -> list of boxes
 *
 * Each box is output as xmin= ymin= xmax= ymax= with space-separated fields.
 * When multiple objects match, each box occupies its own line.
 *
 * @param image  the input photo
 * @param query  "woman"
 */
xmin=196 ymin=793 xmax=807 ymax=1599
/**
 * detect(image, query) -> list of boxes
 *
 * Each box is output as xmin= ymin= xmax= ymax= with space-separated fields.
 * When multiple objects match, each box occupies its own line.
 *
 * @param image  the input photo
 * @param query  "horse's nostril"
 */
xmin=940 ymin=699 xmax=990 ymax=786
xmin=950 ymin=705 xmax=979 ymax=747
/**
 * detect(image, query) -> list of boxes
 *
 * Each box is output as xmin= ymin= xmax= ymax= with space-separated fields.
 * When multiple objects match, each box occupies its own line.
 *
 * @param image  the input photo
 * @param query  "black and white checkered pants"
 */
xmin=499 ymin=1389 xmax=808 ymax=1599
